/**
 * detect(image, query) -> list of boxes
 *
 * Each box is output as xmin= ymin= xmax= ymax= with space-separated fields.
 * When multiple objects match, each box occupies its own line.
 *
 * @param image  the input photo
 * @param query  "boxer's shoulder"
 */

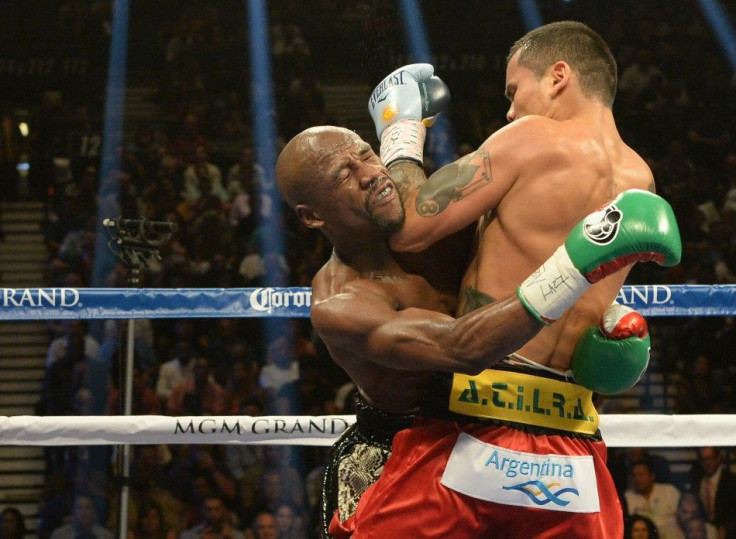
xmin=483 ymin=115 xmax=572 ymax=166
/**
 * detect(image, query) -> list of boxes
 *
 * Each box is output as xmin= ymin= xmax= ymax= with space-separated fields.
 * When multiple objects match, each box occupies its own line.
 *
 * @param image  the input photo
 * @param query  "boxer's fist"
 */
xmin=368 ymin=64 xmax=450 ymax=166
xmin=566 ymin=189 xmax=681 ymax=281
xmin=518 ymin=190 xmax=682 ymax=324
xmin=368 ymin=63 xmax=449 ymax=139
xmin=572 ymin=303 xmax=650 ymax=395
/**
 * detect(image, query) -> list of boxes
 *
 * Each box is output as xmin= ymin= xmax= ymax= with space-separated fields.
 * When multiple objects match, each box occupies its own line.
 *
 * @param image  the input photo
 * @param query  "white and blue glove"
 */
xmin=368 ymin=63 xmax=450 ymax=167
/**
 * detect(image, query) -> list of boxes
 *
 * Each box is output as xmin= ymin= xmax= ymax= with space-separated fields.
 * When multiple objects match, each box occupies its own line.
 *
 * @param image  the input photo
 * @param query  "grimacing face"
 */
xmin=311 ymin=129 xmax=405 ymax=234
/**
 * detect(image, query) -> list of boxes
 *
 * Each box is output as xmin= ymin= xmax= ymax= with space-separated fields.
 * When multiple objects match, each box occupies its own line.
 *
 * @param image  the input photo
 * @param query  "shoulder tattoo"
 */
xmin=415 ymin=149 xmax=493 ymax=216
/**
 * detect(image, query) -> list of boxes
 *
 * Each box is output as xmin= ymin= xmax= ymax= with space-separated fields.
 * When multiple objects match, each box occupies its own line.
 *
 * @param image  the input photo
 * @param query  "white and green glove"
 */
xmin=517 ymin=189 xmax=682 ymax=324
xmin=368 ymin=63 xmax=450 ymax=167
xmin=572 ymin=302 xmax=650 ymax=395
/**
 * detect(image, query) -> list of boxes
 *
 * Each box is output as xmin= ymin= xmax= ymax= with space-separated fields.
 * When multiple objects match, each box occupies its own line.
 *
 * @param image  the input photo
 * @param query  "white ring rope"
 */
xmin=0 ymin=414 xmax=734 ymax=447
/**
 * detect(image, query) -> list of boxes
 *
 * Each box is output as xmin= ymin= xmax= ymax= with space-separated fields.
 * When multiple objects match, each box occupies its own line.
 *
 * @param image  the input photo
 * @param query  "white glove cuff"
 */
xmin=380 ymin=120 xmax=426 ymax=167
xmin=517 ymin=245 xmax=591 ymax=324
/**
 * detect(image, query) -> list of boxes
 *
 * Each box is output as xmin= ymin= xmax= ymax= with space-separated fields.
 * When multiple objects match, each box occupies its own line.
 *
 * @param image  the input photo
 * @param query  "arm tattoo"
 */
xmin=459 ymin=286 xmax=496 ymax=316
xmin=388 ymin=162 xmax=424 ymax=201
xmin=415 ymin=149 xmax=493 ymax=216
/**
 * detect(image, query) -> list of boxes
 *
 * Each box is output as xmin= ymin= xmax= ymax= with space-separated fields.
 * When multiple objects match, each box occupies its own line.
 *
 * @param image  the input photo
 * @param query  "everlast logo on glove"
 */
xmin=369 ymin=71 xmax=407 ymax=111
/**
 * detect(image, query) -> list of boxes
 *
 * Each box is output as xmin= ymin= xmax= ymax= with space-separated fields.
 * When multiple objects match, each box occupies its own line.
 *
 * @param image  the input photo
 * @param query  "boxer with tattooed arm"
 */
xmin=351 ymin=21 xmax=680 ymax=538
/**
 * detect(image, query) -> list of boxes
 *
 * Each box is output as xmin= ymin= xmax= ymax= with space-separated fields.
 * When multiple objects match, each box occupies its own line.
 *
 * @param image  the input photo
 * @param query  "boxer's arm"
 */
xmin=315 ymin=191 xmax=680 ymax=372
xmin=389 ymin=118 xmax=528 ymax=253
xmin=310 ymin=280 xmax=541 ymax=374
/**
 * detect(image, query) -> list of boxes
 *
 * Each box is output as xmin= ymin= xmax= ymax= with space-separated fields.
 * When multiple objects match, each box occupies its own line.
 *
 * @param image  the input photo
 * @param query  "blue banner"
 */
xmin=0 ymin=285 xmax=732 ymax=320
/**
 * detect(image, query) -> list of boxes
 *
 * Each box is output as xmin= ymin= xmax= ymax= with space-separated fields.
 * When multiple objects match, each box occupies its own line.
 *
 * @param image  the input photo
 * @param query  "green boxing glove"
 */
xmin=572 ymin=302 xmax=651 ymax=395
xmin=517 ymin=189 xmax=682 ymax=324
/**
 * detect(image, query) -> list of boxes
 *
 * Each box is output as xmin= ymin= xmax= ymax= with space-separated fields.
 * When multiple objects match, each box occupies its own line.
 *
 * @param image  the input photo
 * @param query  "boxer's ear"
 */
xmin=295 ymin=205 xmax=324 ymax=229
xmin=549 ymin=60 xmax=571 ymax=97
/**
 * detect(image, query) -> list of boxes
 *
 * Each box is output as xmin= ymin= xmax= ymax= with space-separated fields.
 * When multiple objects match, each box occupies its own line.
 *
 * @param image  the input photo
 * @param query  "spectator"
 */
xmin=100 ymin=316 xmax=157 ymax=373
xmin=126 ymin=499 xmax=177 ymax=539
xmin=179 ymin=495 xmax=243 ymax=539
xmin=258 ymin=335 xmax=299 ymax=411
xmin=274 ymin=503 xmax=307 ymax=539
xmin=235 ymin=445 xmax=304 ymax=528
xmin=222 ymin=355 xmax=263 ymax=414
xmin=0 ymin=507 xmax=27 ymax=539
xmin=686 ymin=447 xmax=736 ymax=536
xmin=681 ymin=517 xmax=715 ymax=539
xmin=38 ymin=324 xmax=89 ymax=416
xmin=625 ymin=460 xmax=682 ymax=539
xmin=174 ymin=113 xmax=212 ymax=167
xmin=673 ymin=492 xmax=717 ymax=539
xmin=182 ymin=144 xmax=226 ymax=203
xmin=625 ymin=514 xmax=660 ymax=539
xmin=45 ymin=320 xmax=99 ymax=369
xmin=142 ymin=163 xmax=183 ymax=221
xmin=204 ymin=318 xmax=252 ymax=387
xmin=155 ymin=340 xmax=196 ymax=409
xmin=49 ymin=493 xmax=113 ymax=539
xmin=107 ymin=360 xmax=161 ymax=415
xmin=225 ymin=145 xmax=264 ymax=199
xmin=609 ymin=447 xmax=675 ymax=495
xmin=225 ymin=398 xmax=266 ymax=482
xmin=107 ymin=445 xmax=182 ymax=533
xmin=166 ymin=445 xmax=237 ymax=511
xmin=249 ymin=511 xmax=278 ymax=539
xmin=166 ymin=356 xmax=228 ymax=416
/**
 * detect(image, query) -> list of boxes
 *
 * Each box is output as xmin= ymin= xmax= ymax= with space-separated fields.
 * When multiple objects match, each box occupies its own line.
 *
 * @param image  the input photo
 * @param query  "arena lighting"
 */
xmin=697 ymin=0 xmax=736 ymax=72
xmin=398 ymin=0 xmax=455 ymax=167
xmin=92 ymin=0 xmax=129 ymax=292
xmin=517 ymin=0 xmax=544 ymax=31
xmin=84 ymin=0 xmax=132 ymax=535
xmin=246 ymin=0 xmax=298 ymax=405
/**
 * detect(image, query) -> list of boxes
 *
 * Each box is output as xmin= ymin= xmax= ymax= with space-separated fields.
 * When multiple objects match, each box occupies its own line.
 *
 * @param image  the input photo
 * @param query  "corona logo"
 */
xmin=249 ymin=287 xmax=312 ymax=313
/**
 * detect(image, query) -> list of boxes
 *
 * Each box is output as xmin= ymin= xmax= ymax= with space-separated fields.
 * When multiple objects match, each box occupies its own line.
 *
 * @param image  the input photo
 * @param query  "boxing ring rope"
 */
xmin=1 ymin=285 xmax=735 ymax=448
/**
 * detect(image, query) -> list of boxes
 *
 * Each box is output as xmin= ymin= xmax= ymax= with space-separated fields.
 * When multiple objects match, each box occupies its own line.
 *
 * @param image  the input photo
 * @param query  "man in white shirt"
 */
xmin=45 ymin=319 xmax=99 ymax=368
xmin=625 ymin=460 xmax=682 ymax=539
xmin=155 ymin=339 xmax=196 ymax=406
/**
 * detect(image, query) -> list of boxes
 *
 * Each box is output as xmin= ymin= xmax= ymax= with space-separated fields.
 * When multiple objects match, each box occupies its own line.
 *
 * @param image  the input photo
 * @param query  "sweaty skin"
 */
xmin=275 ymin=127 xmax=541 ymax=414
xmin=389 ymin=50 xmax=655 ymax=372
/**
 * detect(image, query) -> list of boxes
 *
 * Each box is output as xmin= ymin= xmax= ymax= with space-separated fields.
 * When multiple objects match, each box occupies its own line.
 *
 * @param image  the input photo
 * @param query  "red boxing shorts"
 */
xmin=341 ymin=368 xmax=623 ymax=538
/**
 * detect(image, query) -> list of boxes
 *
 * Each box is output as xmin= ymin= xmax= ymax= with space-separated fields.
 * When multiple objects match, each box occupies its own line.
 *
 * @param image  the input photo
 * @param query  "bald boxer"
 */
xmin=275 ymin=122 xmax=680 ymax=537
xmin=354 ymin=21 xmax=678 ymax=538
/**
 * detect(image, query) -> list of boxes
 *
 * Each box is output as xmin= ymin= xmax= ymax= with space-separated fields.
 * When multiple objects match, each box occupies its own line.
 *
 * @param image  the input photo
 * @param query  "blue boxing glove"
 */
xmin=368 ymin=63 xmax=450 ymax=167
xmin=571 ymin=302 xmax=651 ymax=395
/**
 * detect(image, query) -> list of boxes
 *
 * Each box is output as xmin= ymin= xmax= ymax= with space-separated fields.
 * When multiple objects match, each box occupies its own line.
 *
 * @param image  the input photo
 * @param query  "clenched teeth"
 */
xmin=376 ymin=185 xmax=392 ymax=200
